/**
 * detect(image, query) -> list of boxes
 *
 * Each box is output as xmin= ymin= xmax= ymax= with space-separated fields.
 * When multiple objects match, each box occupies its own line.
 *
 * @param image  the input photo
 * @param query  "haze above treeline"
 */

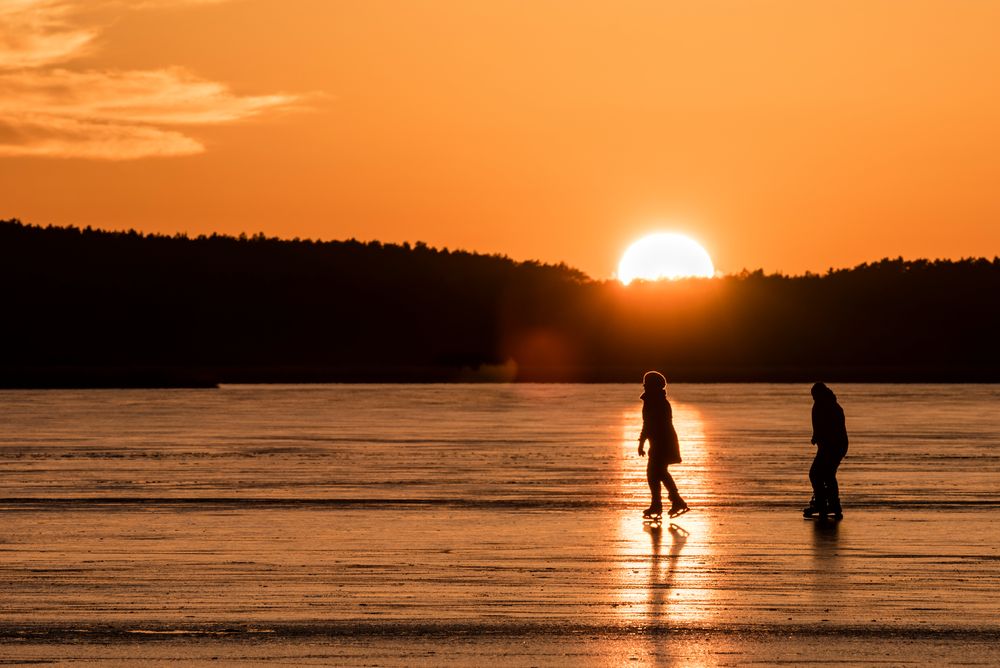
xmin=2 ymin=219 xmax=998 ymax=387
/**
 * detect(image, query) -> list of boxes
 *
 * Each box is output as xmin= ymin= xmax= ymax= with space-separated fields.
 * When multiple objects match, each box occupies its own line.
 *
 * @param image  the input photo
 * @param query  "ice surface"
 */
xmin=0 ymin=383 xmax=997 ymax=664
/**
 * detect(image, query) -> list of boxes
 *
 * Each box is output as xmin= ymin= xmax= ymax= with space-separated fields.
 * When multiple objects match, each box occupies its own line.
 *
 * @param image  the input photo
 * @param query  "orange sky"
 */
xmin=2 ymin=0 xmax=999 ymax=278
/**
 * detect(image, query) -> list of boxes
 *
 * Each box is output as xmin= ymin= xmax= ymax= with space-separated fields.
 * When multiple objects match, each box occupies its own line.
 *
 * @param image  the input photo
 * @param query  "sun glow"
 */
xmin=617 ymin=232 xmax=715 ymax=284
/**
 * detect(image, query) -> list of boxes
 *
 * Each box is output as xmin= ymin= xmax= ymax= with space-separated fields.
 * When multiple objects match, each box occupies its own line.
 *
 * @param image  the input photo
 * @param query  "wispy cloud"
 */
xmin=0 ymin=0 xmax=97 ymax=69
xmin=0 ymin=0 xmax=299 ymax=159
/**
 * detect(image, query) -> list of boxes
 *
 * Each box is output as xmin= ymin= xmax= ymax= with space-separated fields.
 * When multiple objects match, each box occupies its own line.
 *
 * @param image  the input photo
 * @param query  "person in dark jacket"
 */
xmin=638 ymin=371 xmax=688 ymax=518
xmin=804 ymin=382 xmax=849 ymax=519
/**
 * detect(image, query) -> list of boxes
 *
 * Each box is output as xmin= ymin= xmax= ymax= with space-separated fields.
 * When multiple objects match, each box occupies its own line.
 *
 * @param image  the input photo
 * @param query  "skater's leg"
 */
xmin=662 ymin=470 xmax=683 ymax=503
xmin=824 ymin=465 xmax=839 ymax=502
xmin=804 ymin=453 xmax=828 ymax=517
xmin=662 ymin=467 xmax=688 ymax=516
xmin=646 ymin=461 xmax=662 ymax=511
xmin=822 ymin=453 xmax=844 ymax=515
xmin=808 ymin=453 xmax=827 ymax=509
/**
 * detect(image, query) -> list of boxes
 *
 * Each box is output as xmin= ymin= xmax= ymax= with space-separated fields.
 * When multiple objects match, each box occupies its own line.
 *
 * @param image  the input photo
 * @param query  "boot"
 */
xmin=803 ymin=496 xmax=826 ymax=518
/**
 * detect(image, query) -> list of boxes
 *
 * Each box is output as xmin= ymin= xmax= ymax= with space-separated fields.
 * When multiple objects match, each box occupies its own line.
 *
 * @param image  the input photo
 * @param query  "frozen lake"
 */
xmin=1 ymin=383 xmax=998 ymax=665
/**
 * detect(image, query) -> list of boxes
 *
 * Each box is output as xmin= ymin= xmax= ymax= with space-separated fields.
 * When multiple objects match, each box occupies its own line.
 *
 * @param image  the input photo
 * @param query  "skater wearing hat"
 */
xmin=638 ymin=371 xmax=688 ymax=519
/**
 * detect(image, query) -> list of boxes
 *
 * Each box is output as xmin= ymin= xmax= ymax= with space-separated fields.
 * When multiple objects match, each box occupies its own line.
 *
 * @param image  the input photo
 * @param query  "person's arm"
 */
xmin=836 ymin=404 xmax=848 ymax=446
xmin=638 ymin=424 xmax=647 ymax=456
xmin=810 ymin=403 xmax=819 ymax=445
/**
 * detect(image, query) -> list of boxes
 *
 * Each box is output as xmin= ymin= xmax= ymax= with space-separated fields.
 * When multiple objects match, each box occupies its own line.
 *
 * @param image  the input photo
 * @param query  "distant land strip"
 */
xmin=2 ymin=219 xmax=999 ymax=386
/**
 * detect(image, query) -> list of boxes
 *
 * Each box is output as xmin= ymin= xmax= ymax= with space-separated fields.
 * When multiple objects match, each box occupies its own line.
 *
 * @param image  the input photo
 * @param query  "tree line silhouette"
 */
xmin=2 ymin=219 xmax=998 ymax=387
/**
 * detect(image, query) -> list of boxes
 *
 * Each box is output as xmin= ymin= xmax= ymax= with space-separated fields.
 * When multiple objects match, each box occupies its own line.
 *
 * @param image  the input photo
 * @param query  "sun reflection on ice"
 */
xmin=614 ymin=401 xmax=717 ymax=627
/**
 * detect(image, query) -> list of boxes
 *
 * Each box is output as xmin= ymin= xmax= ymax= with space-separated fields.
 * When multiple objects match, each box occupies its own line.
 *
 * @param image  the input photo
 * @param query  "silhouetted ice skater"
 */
xmin=803 ymin=382 xmax=849 ymax=519
xmin=638 ymin=371 xmax=688 ymax=519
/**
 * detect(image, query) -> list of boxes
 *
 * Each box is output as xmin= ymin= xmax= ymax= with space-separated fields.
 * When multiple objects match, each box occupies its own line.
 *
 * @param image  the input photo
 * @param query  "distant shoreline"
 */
xmin=4 ymin=221 xmax=999 ymax=388
xmin=3 ymin=365 xmax=998 ymax=389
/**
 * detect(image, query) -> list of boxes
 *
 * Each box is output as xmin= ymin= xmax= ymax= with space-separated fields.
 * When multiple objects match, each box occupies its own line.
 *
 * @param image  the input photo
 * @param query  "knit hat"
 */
xmin=642 ymin=371 xmax=667 ymax=389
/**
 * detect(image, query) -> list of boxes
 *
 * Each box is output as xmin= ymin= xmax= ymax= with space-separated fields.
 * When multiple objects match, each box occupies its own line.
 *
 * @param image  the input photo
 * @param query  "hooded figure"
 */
xmin=805 ymin=382 xmax=849 ymax=518
xmin=811 ymin=383 xmax=848 ymax=454
xmin=638 ymin=371 xmax=687 ymax=518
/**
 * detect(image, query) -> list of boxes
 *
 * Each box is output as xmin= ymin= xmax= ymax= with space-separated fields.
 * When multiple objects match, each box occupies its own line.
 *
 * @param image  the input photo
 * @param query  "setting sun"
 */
xmin=618 ymin=233 xmax=716 ymax=284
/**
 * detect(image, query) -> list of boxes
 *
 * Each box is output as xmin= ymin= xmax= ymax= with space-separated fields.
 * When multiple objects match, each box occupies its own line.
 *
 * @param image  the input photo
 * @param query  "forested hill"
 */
xmin=2 ymin=219 xmax=998 ymax=387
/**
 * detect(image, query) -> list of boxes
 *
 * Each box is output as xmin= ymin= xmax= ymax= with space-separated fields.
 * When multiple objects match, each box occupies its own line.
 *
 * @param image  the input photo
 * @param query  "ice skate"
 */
xmin=642 ymin=504 xmax=662 ymax=520
xmin=802 ymin=497 xmax=825 ymax=518
xmin=667 ymin=498 xmax=689 ymax=518
xmin=827 ymin=499 xmax=843 ymax=520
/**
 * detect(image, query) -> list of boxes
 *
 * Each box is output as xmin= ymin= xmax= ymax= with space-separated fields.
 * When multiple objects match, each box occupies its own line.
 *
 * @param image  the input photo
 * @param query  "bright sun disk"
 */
xmin=618 ymin=232 xmax=715 ymax=285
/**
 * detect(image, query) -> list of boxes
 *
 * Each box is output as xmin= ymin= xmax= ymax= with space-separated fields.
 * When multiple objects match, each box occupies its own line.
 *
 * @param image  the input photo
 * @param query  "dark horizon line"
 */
xmin=2 ymin=364 xmax=998 ymax=390
xmin=5 ymin=218 xmax=998 ymax=282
